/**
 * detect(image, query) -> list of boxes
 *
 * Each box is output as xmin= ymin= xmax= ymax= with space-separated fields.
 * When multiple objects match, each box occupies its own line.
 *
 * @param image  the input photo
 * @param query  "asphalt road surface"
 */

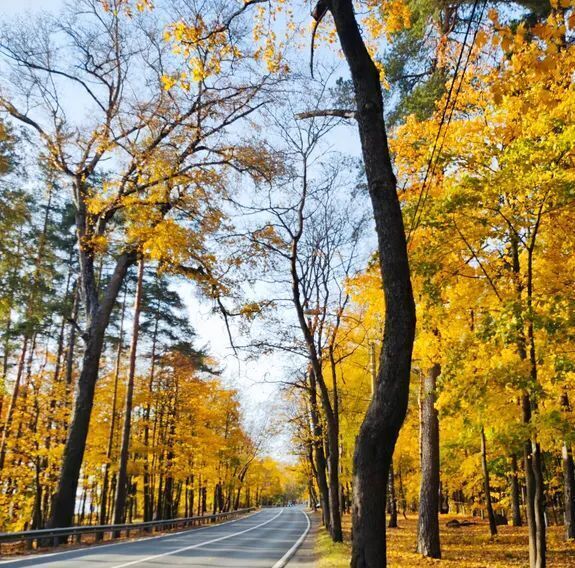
xmin=0 ymin=508 xmax=310 ymax=568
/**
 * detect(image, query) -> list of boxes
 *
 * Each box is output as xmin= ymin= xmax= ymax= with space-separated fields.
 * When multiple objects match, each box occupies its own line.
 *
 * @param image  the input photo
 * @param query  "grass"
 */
xmin=315 ymin=514 xmax=575 ymax=567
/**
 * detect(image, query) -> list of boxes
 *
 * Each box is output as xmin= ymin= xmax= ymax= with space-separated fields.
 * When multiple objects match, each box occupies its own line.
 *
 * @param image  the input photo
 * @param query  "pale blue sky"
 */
xmin=0 ymin=0 xmax=63 ymax=15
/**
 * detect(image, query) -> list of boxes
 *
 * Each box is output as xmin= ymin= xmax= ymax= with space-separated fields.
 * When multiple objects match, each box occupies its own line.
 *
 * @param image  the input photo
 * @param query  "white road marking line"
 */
xmin=109 ymin=509 xmax=284 ymax=568
xmin=0 ymin=511 xmax=261 ymax=566
xmin=271 ymin=509 xmax=311 ymax=568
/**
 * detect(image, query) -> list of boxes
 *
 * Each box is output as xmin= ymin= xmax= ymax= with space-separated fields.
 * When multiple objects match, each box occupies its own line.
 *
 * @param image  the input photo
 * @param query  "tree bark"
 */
xmin=114 ymin=258 xmax=145 ymax=526
xmin=417 ymin=364 xmax=441 ymax=558
xmin=562 ymin=442 xmax=575 ymax=540
xmin=99 ymin=284 xmax=128 ymax=528
xmin=143 ymin=303 xmax=159 ymax=523
xmin=511 ymin=454 xmax=523 ymax=527
xmin=388 ymin=461 xmax=398 ymax=528
xmin=0 ymin=336 xmax=29 ymax=469
xmin=511 ymin=231 xmax=546 ymax=568
xmin=480 ymin=426 xmax=498 ymax=537
xmin=307 ymin=368 xmax=331 ymax=532
xmin=324 ymin=3 xmax=416 ymax=565
xmin=49 ymin=248 xmax=135 ymax=529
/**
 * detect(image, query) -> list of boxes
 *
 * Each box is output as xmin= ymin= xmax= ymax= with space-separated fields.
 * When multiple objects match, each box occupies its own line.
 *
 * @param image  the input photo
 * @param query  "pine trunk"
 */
xmin=99 ymin=285 xmax=128 ymax=528
xmin=114 ymin=258 xmax=144 ymax=526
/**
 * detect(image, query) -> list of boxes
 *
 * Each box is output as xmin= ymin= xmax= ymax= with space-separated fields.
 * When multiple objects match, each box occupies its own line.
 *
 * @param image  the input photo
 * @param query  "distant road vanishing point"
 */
xmin=0 ymin=508 xmax=309 ymax=568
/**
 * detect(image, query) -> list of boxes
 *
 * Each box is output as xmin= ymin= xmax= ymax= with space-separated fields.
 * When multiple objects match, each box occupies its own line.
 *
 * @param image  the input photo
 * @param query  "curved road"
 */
xmin=0 ymin=508 xmax=309 ymax=568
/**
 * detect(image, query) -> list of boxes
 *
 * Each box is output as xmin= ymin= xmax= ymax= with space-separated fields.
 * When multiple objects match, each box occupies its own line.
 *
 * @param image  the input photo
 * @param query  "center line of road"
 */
xmin=109 ymin=509 xmax=284 ymax=568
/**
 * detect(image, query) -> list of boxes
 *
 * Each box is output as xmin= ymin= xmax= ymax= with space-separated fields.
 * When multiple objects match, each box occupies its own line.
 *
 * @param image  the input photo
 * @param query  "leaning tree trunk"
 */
xmin=417 ymin=364 xmax=441 ymax=558
xmin=114 ymin=258 xmax=145 ymax=527
xmin=49 ymin=247 xmax=134 ymax=530
xmin=326 ymin=2 xmax=417 ymax=565
xmin=480 ymin=426 xmax=498 ymax=537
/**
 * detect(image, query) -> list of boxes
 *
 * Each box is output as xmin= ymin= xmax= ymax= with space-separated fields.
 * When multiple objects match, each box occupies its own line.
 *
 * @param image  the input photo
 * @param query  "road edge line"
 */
xmin=271 ymin=508 xmax=311 ymax=568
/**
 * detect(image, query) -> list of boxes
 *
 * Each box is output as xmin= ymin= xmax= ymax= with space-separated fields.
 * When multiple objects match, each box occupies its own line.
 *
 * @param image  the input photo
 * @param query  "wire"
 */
xmin=407 ymin=0 xmax=488 ymax=243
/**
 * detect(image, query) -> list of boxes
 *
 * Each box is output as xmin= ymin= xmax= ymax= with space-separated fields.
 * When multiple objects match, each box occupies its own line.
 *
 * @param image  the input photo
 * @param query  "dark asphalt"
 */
xmin=0 ymin=508 xmax=310 ymax=568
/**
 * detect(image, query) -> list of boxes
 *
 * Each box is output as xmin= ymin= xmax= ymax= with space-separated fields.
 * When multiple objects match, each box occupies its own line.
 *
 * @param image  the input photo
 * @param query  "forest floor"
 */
xmin=315 ymin=513 xmax=575 ymax=567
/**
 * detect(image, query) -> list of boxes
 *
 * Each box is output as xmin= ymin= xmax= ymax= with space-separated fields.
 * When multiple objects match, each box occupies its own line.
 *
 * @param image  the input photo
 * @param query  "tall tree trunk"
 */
xmin=511 ymin=231 xmax=545 ymax=568
xmin=114 ymin=258 xmax=144 ymax=526
xmin=99 ymin=284 xmax=128 ymax=528
xmin=143 ymin=297 xmax=160 ymax=522
xmin=323 ymin=2 xmax=417 ymax=565
xmin=64 ymin=286 xmax=79 ymax=389
xmin=327 ymin=345 xmax=343 ymax=541
xmin=308 ymin=368 xmax=331 ymax=531
xmin=417 ymin=364 xmax=441 ymax=558
xmin=562 ymin=442 xmax=575 ymax=540
xmin=0 ymin=336 xmax=28 ymax=469
xmin=49 ymin=246 xmax=135 ymax=529
xmin=511 ymin=454 xmax=523 ymax=527
xmin=481 ymin=426 xmax=498 ymax=537
xmin=388 ymin=461 xmax=398 ymax=528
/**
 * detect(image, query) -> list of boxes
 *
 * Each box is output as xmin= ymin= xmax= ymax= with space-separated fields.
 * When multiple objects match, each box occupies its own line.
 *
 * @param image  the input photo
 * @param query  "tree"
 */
xmin=0 ymin=0 xmax=273 ymax=528
xmin=312 ymin=2 xmax=417 ymax=565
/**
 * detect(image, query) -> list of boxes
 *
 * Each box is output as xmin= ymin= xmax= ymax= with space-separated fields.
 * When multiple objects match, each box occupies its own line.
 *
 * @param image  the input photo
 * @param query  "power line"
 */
xmin=407 ymin=0 xmax=488 ymax=243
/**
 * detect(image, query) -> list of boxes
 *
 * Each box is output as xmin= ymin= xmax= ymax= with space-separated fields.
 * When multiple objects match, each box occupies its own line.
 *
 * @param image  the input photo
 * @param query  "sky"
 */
xmin=0 ymin=0 xmax=367 ymax=460
xmin=0 ymin=0 xmax=62 ymax=15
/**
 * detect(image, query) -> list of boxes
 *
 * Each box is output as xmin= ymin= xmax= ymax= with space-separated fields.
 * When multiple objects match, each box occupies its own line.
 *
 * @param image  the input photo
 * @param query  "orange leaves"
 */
xmin=364 ymin=0 xmax=411 ymax=39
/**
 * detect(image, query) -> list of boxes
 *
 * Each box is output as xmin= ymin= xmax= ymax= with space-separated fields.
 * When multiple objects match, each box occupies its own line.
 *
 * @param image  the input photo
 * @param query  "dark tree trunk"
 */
xmin=417 ymin=364 xmax=441 ymax=558
xmin=323 ymin=1 xmax=417 ymax=565
xmin=308 ymin=369 xmax=331 ymax=531
xmin=480 ymin=426 xmax=497 ymax=537
xmin=326 ymin=417 xmax=342 ymax=541
xmin=99 ymin=285 xmax=128 ymax=529
xmin=143 ymin=304 xmax=159 ymax=522
xmin=49 ymin=249 xmax=135 ymax=529
xmin=0 ymin=336 xmax=28 ymax=469
xmin=327 ymin=347 xmax=343 ymax=541
xmin=114 ymin=258 xmax=144 ymax=526
xmin=563 ymin=443 xmax=575 ymax=540
xmin=560 ymin=393 xmax=575 ymax=540
xmin=388 ymin=461 xmax=398 ymax=528
xmin=532 ymin=441 xmax=546 ymax=567
xmin=511 ymin=454 xmax=522 ymax=527
xmin=510 ymin=232 xmax=545 ymax=568
xmin=64 ymin=286 xmax=79 ymax=389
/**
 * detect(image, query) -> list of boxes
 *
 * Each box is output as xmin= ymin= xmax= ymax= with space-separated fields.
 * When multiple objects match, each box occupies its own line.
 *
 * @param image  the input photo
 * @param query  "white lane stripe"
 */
xmin=271 ymin=509 xmax=311 ymax=568
xmin=0 ymin=511 xmax=260 ymax=566
xmin=109 ymin=509 xmax=284 ymax=568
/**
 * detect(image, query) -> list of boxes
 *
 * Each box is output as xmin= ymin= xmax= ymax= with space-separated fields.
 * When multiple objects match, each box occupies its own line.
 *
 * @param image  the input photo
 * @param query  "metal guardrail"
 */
xmin=0 ymin=508 xmax=256 ymax=551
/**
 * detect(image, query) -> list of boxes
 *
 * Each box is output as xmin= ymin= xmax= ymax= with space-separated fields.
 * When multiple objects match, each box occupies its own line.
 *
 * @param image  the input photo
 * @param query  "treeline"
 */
xmin=0 ymin=0 xmax=296 ymax=533
xmin=0 ymin=154 xmax=292 ymax=530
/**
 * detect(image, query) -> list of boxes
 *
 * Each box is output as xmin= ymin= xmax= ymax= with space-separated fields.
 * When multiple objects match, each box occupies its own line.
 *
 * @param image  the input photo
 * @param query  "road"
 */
xmin=0 ymin=508 xmax=310 ymax=568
